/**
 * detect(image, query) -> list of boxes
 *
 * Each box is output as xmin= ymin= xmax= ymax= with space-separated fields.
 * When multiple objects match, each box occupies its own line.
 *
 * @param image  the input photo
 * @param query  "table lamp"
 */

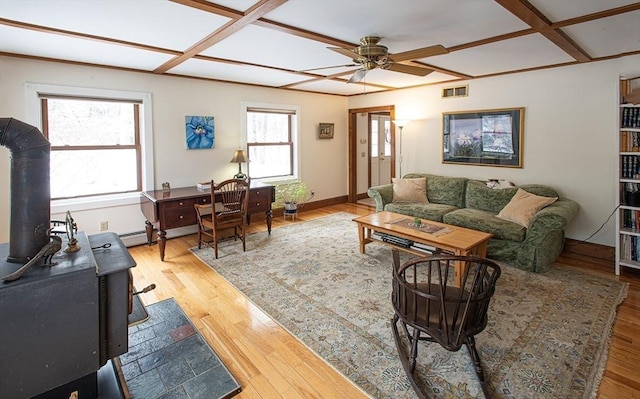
xmin=230 ymin=149 xmax=248 ymax=179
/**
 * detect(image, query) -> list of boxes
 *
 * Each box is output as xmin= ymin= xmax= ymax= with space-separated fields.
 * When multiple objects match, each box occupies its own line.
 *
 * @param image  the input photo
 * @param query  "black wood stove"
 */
xmin=0 ymin=118 xmax=136 ymax=398
xmin=0 ymin=232 xmax=135 ymax=398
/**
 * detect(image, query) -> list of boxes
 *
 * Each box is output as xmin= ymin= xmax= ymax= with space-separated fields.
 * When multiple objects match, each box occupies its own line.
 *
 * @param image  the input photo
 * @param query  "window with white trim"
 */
xmin=243 ymin=104 xmax=299 ymax=180
xmin=41 ymin=96 xmax=142 ymax=199
xmin=24 ymin=83 xmax=154 ymax=210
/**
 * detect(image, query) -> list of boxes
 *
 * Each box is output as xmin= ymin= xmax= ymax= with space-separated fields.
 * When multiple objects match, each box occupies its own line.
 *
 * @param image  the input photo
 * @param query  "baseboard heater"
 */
xmin=118 ymin=231 xmax=147 ymax=248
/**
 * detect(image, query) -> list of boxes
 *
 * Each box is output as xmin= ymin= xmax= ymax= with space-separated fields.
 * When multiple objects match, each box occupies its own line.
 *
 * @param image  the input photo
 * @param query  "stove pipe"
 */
xmin=0 ymin=117 xmax=51 ymax=263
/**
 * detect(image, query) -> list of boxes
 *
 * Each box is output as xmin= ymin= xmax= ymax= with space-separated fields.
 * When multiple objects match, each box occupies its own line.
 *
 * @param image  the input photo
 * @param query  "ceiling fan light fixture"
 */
xmin=331 ymin=35 xmax=443 ymax=83
xmin=363 ymin=60 xmax=378 ymax=70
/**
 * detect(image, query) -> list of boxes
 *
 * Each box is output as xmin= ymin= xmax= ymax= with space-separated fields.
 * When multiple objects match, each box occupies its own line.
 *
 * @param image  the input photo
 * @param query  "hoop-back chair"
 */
xmin=391 ymin=251 xmax=501 ymax=398
xmin=194 ymin=178 xmax=250 ymax=259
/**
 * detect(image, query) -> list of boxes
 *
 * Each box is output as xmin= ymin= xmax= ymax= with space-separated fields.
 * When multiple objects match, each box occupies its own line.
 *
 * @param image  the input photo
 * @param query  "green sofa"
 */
xmin=367 ymin=173 xmax=579 ymax=273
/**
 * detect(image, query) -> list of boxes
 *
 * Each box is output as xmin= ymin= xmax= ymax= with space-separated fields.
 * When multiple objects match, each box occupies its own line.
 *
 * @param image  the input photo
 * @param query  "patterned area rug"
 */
xmin=190 ymin=213 xmax=628 ymax=399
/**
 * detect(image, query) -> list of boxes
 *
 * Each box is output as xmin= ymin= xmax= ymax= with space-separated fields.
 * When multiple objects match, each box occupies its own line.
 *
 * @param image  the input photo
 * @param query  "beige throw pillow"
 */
xmin=497 ymin=188 xmax=557 ymax=227
xmin=392 ymin=178 xmax=429 ymax=203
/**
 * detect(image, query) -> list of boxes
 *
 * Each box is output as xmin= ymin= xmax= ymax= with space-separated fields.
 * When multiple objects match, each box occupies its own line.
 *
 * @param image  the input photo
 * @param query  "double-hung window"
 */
xmin=41 ymin=96 xmax=142 ymax=199
xmin=25 ymin=82 xmax=154 ymax=211
xmin=245 ymin=105 xmax=298 ymax=180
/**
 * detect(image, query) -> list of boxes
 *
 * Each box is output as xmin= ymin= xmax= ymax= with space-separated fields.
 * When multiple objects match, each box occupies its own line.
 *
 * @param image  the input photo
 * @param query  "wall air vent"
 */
xmin=442 ymin=85 xmax=468 ymax=98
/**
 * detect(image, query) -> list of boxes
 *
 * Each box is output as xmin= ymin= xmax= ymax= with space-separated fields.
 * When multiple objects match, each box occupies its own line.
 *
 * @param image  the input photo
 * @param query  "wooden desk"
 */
xmin=140 ymin=182 xmax=274 ymax=260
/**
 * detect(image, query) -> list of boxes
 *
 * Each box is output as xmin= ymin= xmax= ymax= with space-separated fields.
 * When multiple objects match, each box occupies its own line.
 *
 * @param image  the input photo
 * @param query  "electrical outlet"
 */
xmin=100 ymin=221 xmax=108 ymax=231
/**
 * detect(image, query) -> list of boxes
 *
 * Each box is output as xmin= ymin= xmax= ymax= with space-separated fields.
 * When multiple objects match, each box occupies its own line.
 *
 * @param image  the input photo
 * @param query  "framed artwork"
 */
xmin=185 ymin=115 xmax=215 ymax=149
xmin=319 ymin=123 xmax=334 ymax=139
xmin=442 ymin=107 xmax=524 ymax=167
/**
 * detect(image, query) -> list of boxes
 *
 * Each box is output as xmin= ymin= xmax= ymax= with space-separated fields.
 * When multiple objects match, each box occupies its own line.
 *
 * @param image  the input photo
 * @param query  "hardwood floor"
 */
xmin=127 ymin=203 xmax=640 ymax=398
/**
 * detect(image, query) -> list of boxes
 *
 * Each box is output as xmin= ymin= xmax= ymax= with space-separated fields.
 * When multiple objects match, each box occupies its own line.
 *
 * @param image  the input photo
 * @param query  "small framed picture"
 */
xmin=185 ymin=115 xmax=215 ymax=149
xmin=319 ymin=123 xmax=334 ymax=139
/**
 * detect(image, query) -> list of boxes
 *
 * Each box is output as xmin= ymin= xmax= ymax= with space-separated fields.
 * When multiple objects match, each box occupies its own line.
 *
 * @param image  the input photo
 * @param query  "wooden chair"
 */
xmin=391 ymin=251 xmax=501 ymax=398
xmin=194 ymin=178 xmax=250 ymax=259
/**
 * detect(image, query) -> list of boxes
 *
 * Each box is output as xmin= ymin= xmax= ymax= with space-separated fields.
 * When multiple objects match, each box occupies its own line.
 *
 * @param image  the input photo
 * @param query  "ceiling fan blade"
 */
xmin=328 ymin=47 xmax=362 ymax=59
xmin=348 ymin=69 xmax=368 ymax=83
xmin=386 ymin=63 xmax=434 ymax=76
xmin=389 ymin=44 xmax=449 ymax=62
xmin=299 ymin=64 xmax=358 ymax=72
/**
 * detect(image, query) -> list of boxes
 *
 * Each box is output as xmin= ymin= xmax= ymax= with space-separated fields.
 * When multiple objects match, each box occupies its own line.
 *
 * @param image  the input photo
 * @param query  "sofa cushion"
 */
xmin=465 ymin=180 xmax=561 ymax=214
xmin=465 ymin=180 xmax=518 ymax=213
xmin=427 ymin=175 xmax=467 ymax=208
xmin=385 ymin=202 xmax=458 ymax=222
xmin=404 ymin=173 xmax=467 ymax=208
xmin=517 ymin=184 xmax=560 ymax=198
xmin=497 ymin=188 xmax=558 ymax=227
xmin=392 ymin=177 xmax=428 ymax=203
xmin=443 ymin=208 xmax=527 ymax=242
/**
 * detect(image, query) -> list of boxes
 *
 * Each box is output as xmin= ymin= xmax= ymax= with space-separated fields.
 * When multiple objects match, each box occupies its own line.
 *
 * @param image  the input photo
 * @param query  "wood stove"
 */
xmin=0 ymin=117 xmax=136 ymax=397
xmin=0 ymin=232 xmax=135 ymax=398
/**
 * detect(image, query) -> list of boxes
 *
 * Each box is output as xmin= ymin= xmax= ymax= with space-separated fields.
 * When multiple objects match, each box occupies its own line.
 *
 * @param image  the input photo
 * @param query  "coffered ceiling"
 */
xmin=0 ymin=0 xmax=638 ymax=96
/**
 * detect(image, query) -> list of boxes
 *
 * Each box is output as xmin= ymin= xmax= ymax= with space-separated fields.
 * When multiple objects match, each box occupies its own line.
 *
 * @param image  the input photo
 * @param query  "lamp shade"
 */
xmin=392 ymin=119 xmax=409 ymax=128
xmin=230 ymin=149 xmax=248 ymax=163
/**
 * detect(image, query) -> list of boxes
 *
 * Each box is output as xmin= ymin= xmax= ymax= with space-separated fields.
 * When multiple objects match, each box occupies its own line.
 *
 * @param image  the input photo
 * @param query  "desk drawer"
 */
xmin=159 ymin=199 xmax=197 ymax=228
xmin=195 ymin=196 xmax=211 ymax=205
xmin=163 ymin=198 xmax=196 ymax=210
xmin=162 ymin=208 xmax=197 ymax=228
xmin=248 ymin=189 xmax=272 ymax=213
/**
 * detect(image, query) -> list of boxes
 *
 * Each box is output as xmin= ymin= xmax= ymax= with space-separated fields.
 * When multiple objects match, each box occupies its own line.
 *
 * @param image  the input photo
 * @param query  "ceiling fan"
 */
xmin=328 ymin=36 xmax=449 ymax=83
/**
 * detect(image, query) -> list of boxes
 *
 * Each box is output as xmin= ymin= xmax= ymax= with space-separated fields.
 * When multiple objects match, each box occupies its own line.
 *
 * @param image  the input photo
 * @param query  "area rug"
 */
xmin=190 ymin=212 xmax=628 ymax=399
xmin=118 ymin=298 xmax=241 ymax=399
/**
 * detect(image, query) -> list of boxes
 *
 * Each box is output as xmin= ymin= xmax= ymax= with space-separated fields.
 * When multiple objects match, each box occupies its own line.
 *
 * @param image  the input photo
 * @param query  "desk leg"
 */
xmin=266 ymin=210 xmax=273 ymax=234
xmin=145 ymin=221 xmax=154 ymax=245
xmin=158 ymin=230 xmax=167 ymax=261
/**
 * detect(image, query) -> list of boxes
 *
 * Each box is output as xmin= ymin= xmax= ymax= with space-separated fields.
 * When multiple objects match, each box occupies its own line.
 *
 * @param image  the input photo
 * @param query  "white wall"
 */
xmin=0 ymin=56 xmax=348 ymax=241
xmin=348 ymin=55 xmax=640 ymax=246
xmin=2 ymin=55 xmax=639 ymax=247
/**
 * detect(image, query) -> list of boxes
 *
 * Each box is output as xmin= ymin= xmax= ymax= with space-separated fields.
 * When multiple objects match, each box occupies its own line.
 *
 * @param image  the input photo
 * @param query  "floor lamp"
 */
xmin=392 ymin=120 xmax=409 ymax=178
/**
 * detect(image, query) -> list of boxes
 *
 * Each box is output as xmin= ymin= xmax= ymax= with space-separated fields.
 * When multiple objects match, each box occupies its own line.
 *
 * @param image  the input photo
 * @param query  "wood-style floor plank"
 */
xmin=128 ymin=203 xmax=639 ymax=398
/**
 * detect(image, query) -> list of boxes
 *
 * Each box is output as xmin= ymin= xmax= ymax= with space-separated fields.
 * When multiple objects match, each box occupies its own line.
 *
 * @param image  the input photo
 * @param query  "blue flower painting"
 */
xmin=185 ymin=115 xmax=214 ymax=149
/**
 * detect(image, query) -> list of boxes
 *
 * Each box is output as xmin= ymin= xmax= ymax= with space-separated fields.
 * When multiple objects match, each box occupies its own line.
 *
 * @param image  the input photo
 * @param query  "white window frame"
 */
xmin=25 ymin=82 xmax=154 ymax=213
xmin=240 ymin=101 xmax=301 ymax=183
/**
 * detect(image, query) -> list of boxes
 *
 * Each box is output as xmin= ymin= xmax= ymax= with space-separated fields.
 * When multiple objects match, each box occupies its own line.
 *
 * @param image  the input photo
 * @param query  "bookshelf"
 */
xmin=616 ymin=76 xmax=640 ymax=275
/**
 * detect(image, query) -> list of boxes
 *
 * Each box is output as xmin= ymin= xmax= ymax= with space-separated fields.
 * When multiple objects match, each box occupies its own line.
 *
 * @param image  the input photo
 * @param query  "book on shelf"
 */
xmin=622 ymin=208 xmax=640 ymax=230
xmin=622 ymin=106 xmax=640 ymax=129
xmin=621 ymin=130 xmax=640 ymax=152
xmin=620 ymin=235 xmax=640 ymax=262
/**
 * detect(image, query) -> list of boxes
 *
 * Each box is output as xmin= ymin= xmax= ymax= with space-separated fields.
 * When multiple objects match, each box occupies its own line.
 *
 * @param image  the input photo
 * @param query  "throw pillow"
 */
xmin=392 ymin=177 xmax=429 ymax=203
xmin=497 ymin=188 xmax=557 ymax=227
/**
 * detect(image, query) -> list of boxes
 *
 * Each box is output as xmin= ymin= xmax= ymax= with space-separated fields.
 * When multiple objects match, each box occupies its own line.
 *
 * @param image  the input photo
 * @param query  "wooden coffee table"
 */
xmin=353 ymin=211 xmax=493 ymax=286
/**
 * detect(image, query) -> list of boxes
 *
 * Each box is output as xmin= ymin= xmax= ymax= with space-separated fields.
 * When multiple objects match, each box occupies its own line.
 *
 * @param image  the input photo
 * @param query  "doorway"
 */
xmin=348 ymin=105 xmax=395 ymax=203
xmin=369 ymin=113 xmax=392 ymax=187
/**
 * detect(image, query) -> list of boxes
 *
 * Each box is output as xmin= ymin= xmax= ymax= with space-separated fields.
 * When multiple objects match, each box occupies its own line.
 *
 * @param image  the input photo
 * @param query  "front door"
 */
xmin=370 ymin=113 xmax=392 ymax=186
